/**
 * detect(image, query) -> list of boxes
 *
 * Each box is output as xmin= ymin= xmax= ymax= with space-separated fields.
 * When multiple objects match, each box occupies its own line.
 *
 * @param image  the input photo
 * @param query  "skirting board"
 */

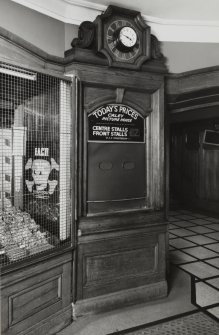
xmin=18 ymin=306 xmax=72 ymax=335
xmin=75 ymin=280 xmax=168 ymax=316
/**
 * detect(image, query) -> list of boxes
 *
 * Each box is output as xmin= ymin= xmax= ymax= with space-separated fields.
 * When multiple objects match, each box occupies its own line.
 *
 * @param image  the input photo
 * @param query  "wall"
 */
xmin=65 ymin=23 xmax=79 ymax=51
xmin=0 ymin=0 xmax=65 ymax=57
xmin=162 ymin=41 xmax=219 ymax=73
xmin=170 ymin=120 xmax=219 ymax=214
xmin=1 ymin=0 xmax=219 ymax=72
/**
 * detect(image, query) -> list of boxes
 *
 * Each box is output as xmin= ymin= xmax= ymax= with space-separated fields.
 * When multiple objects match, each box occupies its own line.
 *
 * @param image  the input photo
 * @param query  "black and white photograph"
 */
xmin=0 ymin=1 xmax=219 ymax=334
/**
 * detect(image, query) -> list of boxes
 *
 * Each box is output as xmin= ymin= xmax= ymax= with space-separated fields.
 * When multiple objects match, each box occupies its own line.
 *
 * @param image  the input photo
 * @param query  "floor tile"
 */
xmin=205 ymin=217 xmax=219 ymax=223
xmin=175 ymin=215 xmax=195 ymax=220
xmin=188 ymin=226 xmax=215 ymax=234
xmin=168 ymin=216 xmax=182 ymax=222
xmin=179 ymin=210 xmax=193 ymax=214
xmin=170 ymin=238 xmax=196 ymax=249
xmin=168 ymin=211 xmax=181 ymax=216
xmin=170 ymin=250 xmax=196 ymax=264
xmin=196 ymin=282 xmax=219 ymax=307
xmin=191 ymin=213 xmax=208 ymax=218
xmin=168 ymin=224 xmax=179 ymax=230
xmin=205 ymin=243 xmax=219 ymax=253
xmin=206 ymin=258 xmax=219 ymax=268
xmin=174 ymin=220 xmax=197 ymax=228
xmin=180 ymin=261 xmax=219 ymax=279
xmin=207 ymin=306 xmax=219 ymax=318
xmin=183 ymin=247 xmax=218 ymax=259
xmin=205 ymin=224 xmax=219 ymax=232
xmin=206 ymin=277 xmax=219 ymax=289
xmin=205 ymin=232 xmax=219 ymax=241
xmin=185 ymin=235 xmax=216 ymax=245
xmin=189 ymin=218 xmax=213 ymax=225
xmin=170 ymin=228 xmax=195 ymax=237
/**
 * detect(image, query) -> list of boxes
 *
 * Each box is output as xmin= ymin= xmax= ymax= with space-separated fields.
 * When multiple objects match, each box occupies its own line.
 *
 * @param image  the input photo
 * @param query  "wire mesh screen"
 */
xmin=0 ymin=62 xmax=72 ymax=266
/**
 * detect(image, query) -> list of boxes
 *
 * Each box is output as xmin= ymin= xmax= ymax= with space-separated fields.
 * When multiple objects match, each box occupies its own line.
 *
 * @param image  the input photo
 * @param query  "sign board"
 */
xmin=24 ymin=141 xmax=60 ymax=229
xmin=88 ymin=104 xmax=144 ymax=142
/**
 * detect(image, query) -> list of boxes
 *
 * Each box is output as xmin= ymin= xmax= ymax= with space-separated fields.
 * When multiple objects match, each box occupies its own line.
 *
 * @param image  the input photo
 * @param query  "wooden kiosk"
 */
xmin=0 ymin=5 xmax=168 ymax=335
xmin=66 ymin=5 xmax=168 ymax=314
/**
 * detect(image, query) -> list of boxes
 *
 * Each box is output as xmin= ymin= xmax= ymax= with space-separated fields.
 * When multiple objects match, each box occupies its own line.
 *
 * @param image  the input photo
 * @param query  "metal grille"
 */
xmin=0 ymin=62 xmax=72 ymax=266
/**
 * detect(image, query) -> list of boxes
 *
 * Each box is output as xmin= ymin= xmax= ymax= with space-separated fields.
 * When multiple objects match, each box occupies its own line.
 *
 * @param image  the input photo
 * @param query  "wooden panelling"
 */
xmin=77 ymin=228 xmax=167 ymax=300
xmin=166 ymin=66 xmax=219 ymax=123
xmin=166 ymin=66 xmax=219 ymax=96
xmin=78 ymin=211 xmax=166 ymax=235
xmin=8 ymin=275 xmax=61 ymax=326
xmin=170 ymin=121 xmax=219 ymax=214
xmin=1 ymin=251 xmax=73 ymax=335
xmin=84 ymin=245 xmax=157 ymax=284
xmin=75 ymin=280 xmax=167 ymax=316
xmin=66 ymin=63 xmax=164 ymax=92
xmin=200 ymin=147 xmax=219 ymax=201
xmin=167 ymin=66 xmax=219 ymax=213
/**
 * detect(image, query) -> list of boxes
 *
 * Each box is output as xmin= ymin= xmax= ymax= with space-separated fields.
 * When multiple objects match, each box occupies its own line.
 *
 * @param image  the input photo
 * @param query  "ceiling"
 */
xmin=11 ymin=0 xmax=219 ymax=42
xmin=87 ymin=0 xmax=219 ymax=21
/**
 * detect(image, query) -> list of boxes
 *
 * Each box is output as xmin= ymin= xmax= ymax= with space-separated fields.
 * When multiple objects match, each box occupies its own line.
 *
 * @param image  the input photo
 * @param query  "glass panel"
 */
xmin=0 ymin=63 xmax=72 ymax=266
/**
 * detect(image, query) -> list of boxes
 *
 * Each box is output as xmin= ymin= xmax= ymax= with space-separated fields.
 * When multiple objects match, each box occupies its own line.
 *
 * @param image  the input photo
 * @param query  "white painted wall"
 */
xmin=162 ymin=42 xmax=219 ymax=73
xmin=0 ymin=0 xmax=65 ymax=57
xmin=65 ymin=23 xmax=78 ymax=51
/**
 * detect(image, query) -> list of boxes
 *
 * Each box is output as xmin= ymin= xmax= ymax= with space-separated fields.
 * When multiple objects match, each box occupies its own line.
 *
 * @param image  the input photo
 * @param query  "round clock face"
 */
xmin=106 ymin=20 xmax=140 ymax=60
xmin=119 ymin=27 xmax=137 ymax=48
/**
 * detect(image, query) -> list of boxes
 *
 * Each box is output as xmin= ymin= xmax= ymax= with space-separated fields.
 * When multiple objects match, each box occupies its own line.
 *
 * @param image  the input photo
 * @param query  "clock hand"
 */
xmin=123 ymin=34 xmax=132 ymax=41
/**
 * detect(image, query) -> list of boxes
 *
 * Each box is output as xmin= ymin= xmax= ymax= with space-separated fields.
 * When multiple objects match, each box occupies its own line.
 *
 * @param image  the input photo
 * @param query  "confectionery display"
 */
xmin=26 ymin=199 xmax=59 ymax=223
xmin=0 ymin=199 xmax=53 ymax=262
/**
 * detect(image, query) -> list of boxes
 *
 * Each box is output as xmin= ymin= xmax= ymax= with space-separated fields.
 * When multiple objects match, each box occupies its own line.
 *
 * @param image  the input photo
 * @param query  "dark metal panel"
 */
xmin=87 ymin=143 xmax=146 ymax=203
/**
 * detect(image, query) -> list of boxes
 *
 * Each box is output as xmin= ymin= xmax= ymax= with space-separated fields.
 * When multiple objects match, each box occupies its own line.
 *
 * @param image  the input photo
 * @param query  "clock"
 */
xmin=119 ymin=27 xmax=137 ymax=48
xmin=95 ymin=5 xmax=151 ymax=69
xmin=106 ymin=20 xmax=140 ymax=60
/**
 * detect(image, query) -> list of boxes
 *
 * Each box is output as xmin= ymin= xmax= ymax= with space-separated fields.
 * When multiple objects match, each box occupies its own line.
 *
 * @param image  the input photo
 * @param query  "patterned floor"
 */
xmin=111 ymin=312 xmax=219 ymax=335
xmin=168 ymin=209 xmax=219 ymax=320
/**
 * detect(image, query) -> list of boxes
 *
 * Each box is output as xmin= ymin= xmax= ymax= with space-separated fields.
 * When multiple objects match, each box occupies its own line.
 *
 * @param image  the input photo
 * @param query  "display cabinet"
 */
xmin=0 ymin=63 xmax=72 ymax=265
xmin=0 ymin=39 xmax=74 ymax=334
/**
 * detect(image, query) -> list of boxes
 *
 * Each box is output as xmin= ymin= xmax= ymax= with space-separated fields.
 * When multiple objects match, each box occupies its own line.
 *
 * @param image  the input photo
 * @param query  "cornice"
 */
xmin=11 ymin=0 xmax=219 ymax=42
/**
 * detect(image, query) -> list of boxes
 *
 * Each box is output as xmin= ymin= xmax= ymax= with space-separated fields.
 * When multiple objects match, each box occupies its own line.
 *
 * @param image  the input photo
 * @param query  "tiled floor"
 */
xmin=168 ymin=209 xmax=219 ymax=319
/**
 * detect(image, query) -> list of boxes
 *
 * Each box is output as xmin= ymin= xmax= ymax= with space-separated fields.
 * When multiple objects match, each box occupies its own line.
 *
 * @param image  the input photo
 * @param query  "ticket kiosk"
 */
xmin=66 ymin=5 xmax=168 ymax=315
xmin=87 ymin=104 xmax=146 ymax=214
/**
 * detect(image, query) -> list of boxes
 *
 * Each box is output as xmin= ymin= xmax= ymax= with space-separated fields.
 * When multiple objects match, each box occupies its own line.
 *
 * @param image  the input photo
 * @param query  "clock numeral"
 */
xmin=111 ymin=23 xmax=116 ymax=31
xmin=107 ymin=29 xmax=114 ymax=37
xmin=108 ymin=42 xmax=116 ymax=52
xmin=114 ymin=49 xmax=120 ymax=57
xmin=117 ymin=20 xmax=123 ymax=28
xmin=121 ymin=53 xmax=126 ymax=60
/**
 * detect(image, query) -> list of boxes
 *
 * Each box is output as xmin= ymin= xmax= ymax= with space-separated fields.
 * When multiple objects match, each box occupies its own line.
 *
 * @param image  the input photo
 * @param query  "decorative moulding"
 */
xmin=11 ymin=0 xmax=219 ymax=42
